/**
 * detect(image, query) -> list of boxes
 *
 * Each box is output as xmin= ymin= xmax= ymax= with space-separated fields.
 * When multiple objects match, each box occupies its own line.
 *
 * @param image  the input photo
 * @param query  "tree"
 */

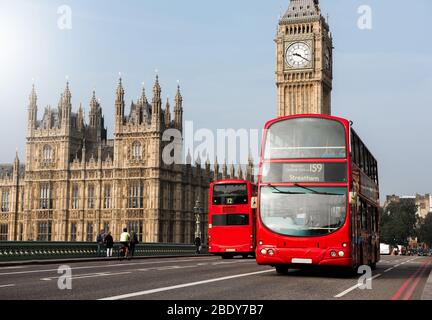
xmin=380 ymin=199 xmax=418 ymax=246
xmin=417 ymin=212 xmax=432 ymax=247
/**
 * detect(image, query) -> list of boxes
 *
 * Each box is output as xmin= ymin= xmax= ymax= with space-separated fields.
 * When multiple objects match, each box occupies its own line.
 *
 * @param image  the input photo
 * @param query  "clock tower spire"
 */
xmin=276 ymin=0 xmax=333 ymax=116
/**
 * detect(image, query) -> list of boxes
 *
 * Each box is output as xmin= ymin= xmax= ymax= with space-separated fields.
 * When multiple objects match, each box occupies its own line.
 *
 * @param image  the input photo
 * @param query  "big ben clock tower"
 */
xmin=276 ymin=0 xmax=333 ymax=116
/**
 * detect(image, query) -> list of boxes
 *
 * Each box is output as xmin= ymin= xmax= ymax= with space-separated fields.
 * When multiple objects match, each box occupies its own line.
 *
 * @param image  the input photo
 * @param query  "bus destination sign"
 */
xmin=262 ymin=162 xmax=347 ymax=183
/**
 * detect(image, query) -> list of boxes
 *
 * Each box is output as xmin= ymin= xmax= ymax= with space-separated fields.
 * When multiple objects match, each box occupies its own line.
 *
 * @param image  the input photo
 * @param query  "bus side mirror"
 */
xmin=251 ymin=197 xmax=257 ymax=209
xmin=349 ymin=192 xmax=357 ymax=205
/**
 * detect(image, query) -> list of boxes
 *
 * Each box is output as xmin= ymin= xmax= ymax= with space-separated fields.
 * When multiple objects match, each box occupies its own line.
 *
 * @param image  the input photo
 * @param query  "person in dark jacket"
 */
xmin=104 ymin=232 xmax=114 ymax=257
xmin=194 ymin=236 xmax=202 ymax=254
xmin=129 ymin=232 xmax=139 ymax=259
xmin=96 ymin=231 xmax=105 ymax=256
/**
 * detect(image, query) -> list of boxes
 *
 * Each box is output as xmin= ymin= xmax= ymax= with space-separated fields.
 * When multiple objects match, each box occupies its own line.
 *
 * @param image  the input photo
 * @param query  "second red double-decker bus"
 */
xmin=256 ymin=114 xmax=380 ymax=274
xmin=208 ymin=180 xmax=256 ymax=259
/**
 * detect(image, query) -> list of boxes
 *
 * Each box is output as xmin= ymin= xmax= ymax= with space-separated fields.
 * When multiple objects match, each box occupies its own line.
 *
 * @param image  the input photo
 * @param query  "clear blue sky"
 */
xmin=0 ymin=0 xmax=431 ymax=199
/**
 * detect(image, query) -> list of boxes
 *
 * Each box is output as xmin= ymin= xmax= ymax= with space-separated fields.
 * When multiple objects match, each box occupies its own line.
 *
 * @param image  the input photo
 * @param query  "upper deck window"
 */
xmin=212 ymin=184 xmax=248 ymax=205
xmin=264 ymin=118 xmax=347 ymax=159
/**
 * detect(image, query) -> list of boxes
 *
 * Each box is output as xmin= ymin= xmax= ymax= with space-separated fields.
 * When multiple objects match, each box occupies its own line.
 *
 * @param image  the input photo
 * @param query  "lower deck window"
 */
xmin=212 ymin=214 xmax=249 ymax=226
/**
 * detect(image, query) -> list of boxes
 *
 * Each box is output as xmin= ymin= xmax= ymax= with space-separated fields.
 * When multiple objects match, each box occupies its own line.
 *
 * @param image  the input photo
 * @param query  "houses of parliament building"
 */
xmin=0 ymin=0 xmax=332 ymax=243
xmin=0 ymin=77 xmax=254 ymax=243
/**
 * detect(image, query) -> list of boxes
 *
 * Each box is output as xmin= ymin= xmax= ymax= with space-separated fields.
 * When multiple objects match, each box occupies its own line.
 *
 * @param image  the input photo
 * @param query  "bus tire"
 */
xmin=370 ymin=262 xmax=377 ymax=270
xmin=275 ymin=265 xmax=289 ymax=275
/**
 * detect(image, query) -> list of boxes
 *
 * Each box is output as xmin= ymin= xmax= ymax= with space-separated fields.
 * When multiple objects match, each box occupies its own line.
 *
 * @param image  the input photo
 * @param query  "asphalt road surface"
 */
xmin=0 ymin=255 xmax=430 ymax=300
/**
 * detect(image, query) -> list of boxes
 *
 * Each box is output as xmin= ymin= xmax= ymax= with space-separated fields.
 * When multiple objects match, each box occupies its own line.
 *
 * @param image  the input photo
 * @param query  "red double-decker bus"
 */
xmin=256 ymin=114 xmax=380 ymax=274
xmin=208 ymin=180 xmax=256 ymax=259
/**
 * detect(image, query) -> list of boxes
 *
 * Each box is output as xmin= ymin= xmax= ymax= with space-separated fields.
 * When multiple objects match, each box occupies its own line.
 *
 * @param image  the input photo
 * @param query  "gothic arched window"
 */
xmin=132 ymin=142 xmax=142 ymax=160
xmin=43 ymin=145 xmax=53 ymax=162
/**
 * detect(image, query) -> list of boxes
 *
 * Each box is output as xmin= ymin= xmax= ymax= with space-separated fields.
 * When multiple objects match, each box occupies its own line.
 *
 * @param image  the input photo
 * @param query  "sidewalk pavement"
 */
xmin=421 ymin=264 xmax=432 ymax=300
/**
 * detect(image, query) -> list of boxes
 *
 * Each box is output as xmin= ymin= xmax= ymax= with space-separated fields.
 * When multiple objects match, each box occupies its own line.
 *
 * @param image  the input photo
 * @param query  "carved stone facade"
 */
xmin=276 ymin=0 xmax=333 ymax=116
xmin=0 ymin=77 xmax=254 ymax=243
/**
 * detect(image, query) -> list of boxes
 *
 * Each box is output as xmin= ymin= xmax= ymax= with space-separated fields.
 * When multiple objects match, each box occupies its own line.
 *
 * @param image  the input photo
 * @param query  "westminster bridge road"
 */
xmin=0 ymin=255 xmax=431 ymax=300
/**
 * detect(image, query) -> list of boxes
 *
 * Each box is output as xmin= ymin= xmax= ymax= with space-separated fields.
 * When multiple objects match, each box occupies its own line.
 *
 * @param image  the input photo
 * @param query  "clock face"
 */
xmin=286 ymin=42 xmax=312 ymax=69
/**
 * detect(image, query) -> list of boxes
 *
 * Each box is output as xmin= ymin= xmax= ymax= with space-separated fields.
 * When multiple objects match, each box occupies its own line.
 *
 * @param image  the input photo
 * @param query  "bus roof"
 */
xmin=263 ymin=114 xmax=350 ymax=130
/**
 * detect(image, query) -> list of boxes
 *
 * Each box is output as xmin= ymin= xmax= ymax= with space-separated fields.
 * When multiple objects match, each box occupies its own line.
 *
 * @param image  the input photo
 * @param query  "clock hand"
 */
xmin=293 ymin=53 xmax=310 ymax=62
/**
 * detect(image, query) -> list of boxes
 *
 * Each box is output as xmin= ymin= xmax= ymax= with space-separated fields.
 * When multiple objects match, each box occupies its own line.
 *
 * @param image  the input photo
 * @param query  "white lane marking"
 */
xmin=41 ymin=271 xmax=131 ymax=281
xmin=334 ymin=274 xmax=382 ymax=298
xmin=0 ymin=284 xmax=15 ymax=288
xmin=0 ymin=257 xmax=220 ymax=276
xmin=39 ymin=260 xmax=252 ymax=279
xmin=99 ymin=269 xmax=275 ymax=300
xmin=383 ymin=257 xmax=418 ymax=273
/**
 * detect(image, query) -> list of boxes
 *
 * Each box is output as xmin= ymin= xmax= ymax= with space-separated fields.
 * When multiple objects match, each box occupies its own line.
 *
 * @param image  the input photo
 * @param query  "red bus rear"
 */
xmin=208 ymin=180 xmax=256 ymax=259
xmin=255 ymin=114 xmax=380 ymax=273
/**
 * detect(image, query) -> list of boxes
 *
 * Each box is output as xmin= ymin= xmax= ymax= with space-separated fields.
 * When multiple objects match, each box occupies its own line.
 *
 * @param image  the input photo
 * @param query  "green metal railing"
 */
xmin=0 ymin=242 xmax=206 ymax=262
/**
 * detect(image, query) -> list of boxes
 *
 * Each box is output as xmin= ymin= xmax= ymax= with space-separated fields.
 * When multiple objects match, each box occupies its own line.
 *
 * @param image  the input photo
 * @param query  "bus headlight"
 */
xmin=260 ymin=249 xmax=267 ymax=255
xmin=268 ymin=249 xmax=274 ymax=256
xmin=330 ymin=251 xmax=337 ymax=257
xmin=338 ymin=251 xmax=345 ymax=257
xmin=259 ymin=241 xmax=263 ymax=245
xmin=342 ymin=242 xmax=347 ymax=248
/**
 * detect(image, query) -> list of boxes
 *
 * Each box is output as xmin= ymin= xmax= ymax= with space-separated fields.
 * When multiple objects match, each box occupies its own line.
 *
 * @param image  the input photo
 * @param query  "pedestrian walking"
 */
xmin=104 ymin=232 xmax=114 ymax=257
xmin=96 ymin=230 xmax=105 ymax=257
xmin=129 ymin=231 xmax=139 ymax=259
xmin=194 ymin=236 xmax=202 ymax=254
xmin=119 ymin=228 xmax=131 ymax=259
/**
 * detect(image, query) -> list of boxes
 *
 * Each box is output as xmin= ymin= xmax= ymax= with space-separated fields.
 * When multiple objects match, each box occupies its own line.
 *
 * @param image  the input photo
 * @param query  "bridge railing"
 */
xmin=0 ymin=242 xmax=207 ymax=262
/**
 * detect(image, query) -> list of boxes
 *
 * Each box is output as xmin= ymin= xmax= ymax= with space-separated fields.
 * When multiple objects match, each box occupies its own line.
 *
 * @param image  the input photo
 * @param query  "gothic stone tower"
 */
xmin=276 ymin=0 xmax=333 ymax=116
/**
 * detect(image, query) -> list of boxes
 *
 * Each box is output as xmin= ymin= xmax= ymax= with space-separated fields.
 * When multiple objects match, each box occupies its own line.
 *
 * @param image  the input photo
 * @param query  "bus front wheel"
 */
xmin=275 ymin=265 xmax=289 ymax=275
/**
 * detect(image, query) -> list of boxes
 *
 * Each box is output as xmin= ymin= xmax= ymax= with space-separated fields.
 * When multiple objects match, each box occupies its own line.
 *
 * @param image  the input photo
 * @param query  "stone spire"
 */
xmin=186 ymin=148 xmax=192 ymax=165
xmin=164 ymin=97 xmax=171 ymax=128
xmin=195 ymin=153 xmax=201 ymax=168
xmin=63 ymin=81 xmax=72 ymax=105
xmin=89 ymin=90 xmax=99 ymax=128
xmin=174 ymin=83 xmax=183 ymax=131
xmin=29 ymin=84 xmax=37 ymax=108
xmin=230 ymin=163 xmax=236 ymax=179
xmin=238 ymin=166 xmax=244 ymax=180
xmin=61 ymin=81 xmax=72 ymax=127
xmin=139 ymin=84 xmax=147 ymax=106
xmin=77 ymin=103 xmax=84 ymax=130
xmin=205 ymin=156 xmax=211 ymax=177
xmin=247 ymin=154 xmax=255 ymax=182
xmin=214 ymin=157 xmax=219 ymax=181
xmin=279 ymin=0 xmax=321 ymax=24
xmin=115 ymin=77 xmax=125 ymax=129
xmin=222 ymin=160 xmax=228 ymax=179
xmin=28 ymin=84 xmax=38 ymax=128
xmin=13 ymin=149 xmax=20 ymax=169
xmin=151 ymin=74 xmax=162 ymax=128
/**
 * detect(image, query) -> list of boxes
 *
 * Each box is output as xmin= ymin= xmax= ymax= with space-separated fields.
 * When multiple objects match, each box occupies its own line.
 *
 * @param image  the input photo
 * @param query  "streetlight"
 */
xmin=193 ymin=198 xmax=202 ymax=239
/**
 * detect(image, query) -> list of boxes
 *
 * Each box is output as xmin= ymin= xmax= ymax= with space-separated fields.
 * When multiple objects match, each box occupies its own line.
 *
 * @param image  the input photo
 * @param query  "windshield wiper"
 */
xmin=293 ymin=183 xmax=342 ymax=196
xmin=265 ymin=184 xmax=305 ymax=195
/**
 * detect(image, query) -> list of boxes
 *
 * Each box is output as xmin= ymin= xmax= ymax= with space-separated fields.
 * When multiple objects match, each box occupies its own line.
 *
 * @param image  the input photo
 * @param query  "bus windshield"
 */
xmin=260 ymin=186 xmax=347 ymax=236
xmin=212 ymin=184 xmax=248 ymax=205
xmin=264 ymin=118 xmax=346 ymax=159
